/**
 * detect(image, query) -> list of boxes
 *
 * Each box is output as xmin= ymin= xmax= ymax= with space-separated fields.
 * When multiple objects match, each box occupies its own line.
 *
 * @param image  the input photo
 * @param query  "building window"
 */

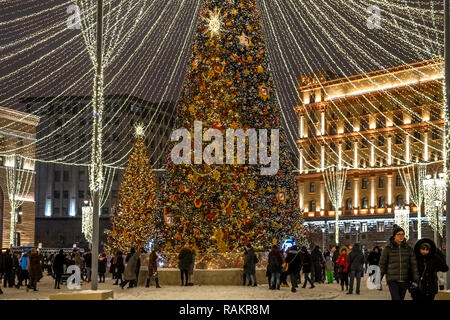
xmin=344 ymin=223 xmax=351 ymax=233
xmin=309 ymin=144 xmax=316 ymax=155
xmin=378 ymin=135 xmax=385 ymax=146
xmin=53 ymin=190 xmax=60 ymax=199
xmin=412 ymin=112 xmax=421 ymax=124
xmin=309 ymin=182 xmax=316 ymax=193
xmin=345 ymin=180 xmax=351 ymax=190
xmin=310 ymin=200 xmax=316 ymax=212
xmin=102 ymin=207 xmax=109 ymax=216
xmin=376 ymin=115 xmax=385 ymax=128
xmin=413 ymin=131 xmax=421 ymax=141
xmin=394 ymin=113 xmax=403 ymax=126
xmin=395 ymin=195 xmax=404 ymax=207
xmin=432 ymin=129 xmax=440 ymax=140
xmin=396 ymin=175 xmax=402 ymax=187
xmin=344 ymin=122 xmax=352 ymax=134
xmin=378 ymin=196 xmax=386 ymax=208
xmin=395 ymin=134 xmax=403 ymax=145
xmin=53 ymin=207 xmax=60 ymax=215
xmin=345 ymin=139 xmax=352 ymax=150
xmin=360 ymin=118 xmax=369 ymax=131
xmin=361 ymin=139 xmax=368 ymax=149
xmin=78 ymin=191 xmax=84 ymax=199
xmin=63 ymin=171 xmax=69 ymax=182
xmin=63 ymin=207 xmax=68 ymax=216
xmin=79 ymin=170 xmax=85 ymax=182
xmin=345 ymin=198 xmax=352 ymax=210
xmin=378 ymin=177 xmax=385 ymax=188
xmin=310 ymin=93 xmax=316 ymax=104
xmin=329 ymin=223 xmax=335 ymax=233
xmin=377 ymin=222 xmax=385 ymax=232
xmin=54 ymin=171 xmax=61 ymax=182
xmin=361 ymin=222 xmax=368 ymax=233
xmin=329 ymin=123 xmax=337 ymax=135
xmin=430 ymin=108 xmax=440 ymax=121
xmin=361 ymin=178 xmax=369 ymax=189
xmin=361 ymin=197 xmax=369 ymax=209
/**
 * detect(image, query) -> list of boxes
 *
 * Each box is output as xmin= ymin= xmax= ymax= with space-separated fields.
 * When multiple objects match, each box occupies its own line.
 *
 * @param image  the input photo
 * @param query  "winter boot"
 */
xmin=155 ymin=278 xmax=161 ymax=288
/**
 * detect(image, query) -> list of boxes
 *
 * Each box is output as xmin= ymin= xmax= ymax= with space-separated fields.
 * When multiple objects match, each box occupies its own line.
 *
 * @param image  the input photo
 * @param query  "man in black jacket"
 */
xmin=347 ymin=243 xmax=365 ymax=294
xmin=285 ymin=244 xmax=302 ymax=292
xmin=2 ymin=249 xmax=14 ymax=288
xmin=379 ymin=225 xmax=419 ymax=300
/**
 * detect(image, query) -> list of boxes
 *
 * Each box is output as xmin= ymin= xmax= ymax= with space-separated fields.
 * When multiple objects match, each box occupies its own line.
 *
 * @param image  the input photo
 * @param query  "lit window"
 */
xmin=361 ymin=222 xmax=368 ymax=233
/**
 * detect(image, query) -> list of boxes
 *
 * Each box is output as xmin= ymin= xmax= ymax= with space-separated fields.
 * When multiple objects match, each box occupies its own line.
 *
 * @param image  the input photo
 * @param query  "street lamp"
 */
xmin=355 ymin=223 xmax=360 ymax=243
xmin=434 ymin=199 xmax=441 ymax=247
xmin=321 ymin=226 xmax=326 ymax=251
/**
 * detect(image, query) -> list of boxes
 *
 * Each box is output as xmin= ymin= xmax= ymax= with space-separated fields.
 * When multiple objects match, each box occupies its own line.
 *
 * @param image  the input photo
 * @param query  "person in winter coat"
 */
xmin=311 ymin=246 xmax=325 ymax=283
xmin=368 ymin=246 xmax=382 ymax=290
xmin=12 ymin=253 xmax=19 ymax=287
xmin=336 ymin=246 xmax=350 ymax=291
xmin=52 ymin=249 xmax=66 ymax=289
xmin=2 ymin=249 xmax=14 ymax=288
xmin=137 ymin=248 xmax=149 ymax=287
xmin=120 ymin=247 xmax=140 ymax=289
xmin=178 ymin=244 xmax=193 ymax=286
xmin=111 ymin=250 xmax=125 ymax=285
xmin=379 ymin=225 xmax=419 ymax=301
xmin=284 ymin=244 xmax=302 ymax=292
xmin=324 ymin=252 xmax=334 ymax=284
xmin=146 ymin=246 xmax=161 ymax=288
xmin=98 ymin=252 xmax=107 ymax=283
xmin=73 ymin=250 xmax=83 ymax=271
xmin=17 ymin=252 xmax=29 ymax=289
xmin=332 ymin=246 xmax=340 ymax=284
xmin=243 ymin=244 xmax=258 ymax=287
xmin=347 ymin=243 xmax=365 ymax=295
xmin=83 ymin=249 xmax=92 ymax=282
xmin=267 ymin=245 xmax=283 ymax=290
xmin=411 ymin=238 xmax=449 ymax=301
xmin=188 ymin=244 xmax=196 ymax=286
xmin=300 ymin=246 xmax=315 ymax=289
xmin=28 ymin=248 xmax=42 ymax=291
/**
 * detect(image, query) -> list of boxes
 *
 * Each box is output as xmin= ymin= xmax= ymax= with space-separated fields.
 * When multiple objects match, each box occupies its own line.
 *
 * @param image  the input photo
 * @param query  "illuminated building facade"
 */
xmin=295 ymin=58 xmax=447 ymax=248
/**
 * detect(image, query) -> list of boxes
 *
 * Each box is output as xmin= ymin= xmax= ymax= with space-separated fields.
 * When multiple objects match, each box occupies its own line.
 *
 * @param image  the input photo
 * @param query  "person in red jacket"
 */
xmin=336 ymin=246 xmax=350 ymax=292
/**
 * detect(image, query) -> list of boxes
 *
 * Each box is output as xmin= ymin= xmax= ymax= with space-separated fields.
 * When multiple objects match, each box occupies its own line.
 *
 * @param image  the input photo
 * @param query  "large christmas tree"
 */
xmin=106 ymin=125 xmax=159 ymax=252
xmin=159 ymin=0 xmax=306 ymax=253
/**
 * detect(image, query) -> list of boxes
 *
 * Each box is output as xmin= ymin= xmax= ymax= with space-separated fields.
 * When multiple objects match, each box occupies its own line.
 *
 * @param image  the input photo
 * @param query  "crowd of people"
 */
xmin=256 ymin=225 xmax=448 ymax=300
xmin=0 ymin=226 xmax=448 ymax=300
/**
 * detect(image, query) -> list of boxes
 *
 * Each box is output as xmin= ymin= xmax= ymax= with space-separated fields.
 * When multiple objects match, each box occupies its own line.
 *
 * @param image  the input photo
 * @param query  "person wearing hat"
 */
xmin=411 ymin=238 xmax=449 ymax=301
xmin=379 ymin=224 xmax=419 ymax=300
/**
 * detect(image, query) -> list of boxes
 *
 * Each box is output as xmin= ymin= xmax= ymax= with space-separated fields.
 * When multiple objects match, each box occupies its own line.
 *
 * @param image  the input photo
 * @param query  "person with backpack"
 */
xmin=300 ymin=246 xmax=315 ymax=289
xmin=285 ymin=244 xmax=302 ymax=292
xmin=52 ymin=249 xmax=66 ymax=289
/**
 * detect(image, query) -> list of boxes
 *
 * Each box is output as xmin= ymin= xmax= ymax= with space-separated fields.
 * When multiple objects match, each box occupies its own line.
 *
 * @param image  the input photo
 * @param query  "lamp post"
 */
xmin=444 ymin=0 xmax=450 ymax=291
xmin=355 ymin=223 xmax=360 ymax=243
xmin=321 ymin=226 xmax=326 ymax=252
xmin=435 ymin=199 xmax=442 ymax=247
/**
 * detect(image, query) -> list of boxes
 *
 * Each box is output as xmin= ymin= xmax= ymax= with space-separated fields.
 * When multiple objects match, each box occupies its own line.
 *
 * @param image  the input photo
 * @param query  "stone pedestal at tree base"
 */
xmin=156 ymin=268 xmax=267 ymax=286
xmin=49 ymin=290 xmax=113 ymax=300
xmin=435 ymin=290 xmax=450 ymax=300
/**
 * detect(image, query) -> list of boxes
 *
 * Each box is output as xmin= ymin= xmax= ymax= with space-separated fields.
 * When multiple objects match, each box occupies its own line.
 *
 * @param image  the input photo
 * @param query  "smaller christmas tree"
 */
xmin=106 ymin=124 xmax=158 ymax=253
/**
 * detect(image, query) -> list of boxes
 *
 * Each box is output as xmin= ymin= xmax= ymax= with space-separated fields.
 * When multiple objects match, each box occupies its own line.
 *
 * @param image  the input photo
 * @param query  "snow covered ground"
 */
xmin=0 ymin=274 xmax=405 ymax=300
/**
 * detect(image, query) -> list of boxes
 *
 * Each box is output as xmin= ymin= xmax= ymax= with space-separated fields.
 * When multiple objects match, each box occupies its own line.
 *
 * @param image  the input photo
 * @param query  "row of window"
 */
xmin=308 ymin=175 xmax=404 ymax=193
xmin=53 ymin=170 xmax=120 ymax=183
xmin=324 ymin=221 xmax=384 ymax=234
xmin=50 ymin=206 xmax=110 ymax=216
xmin=307 ymin=194 xmax=404 ymax=212
xmin=52 ymin=189 xmax=119 ymax=200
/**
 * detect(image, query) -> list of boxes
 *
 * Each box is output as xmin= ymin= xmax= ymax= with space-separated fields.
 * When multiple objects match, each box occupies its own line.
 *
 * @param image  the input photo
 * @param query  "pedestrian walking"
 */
xmin=146 ymin=246 xmax=161 ymax=288
xmin=324 ymin=252 xmax=334 ymax=284
xmin=111 ymin=250 xmax=124 ymax=285
xmin=332 ymin=246 xmax=340 ymax=284
xmin=347 ymin=243 xmax=365 ymax=295
xmin=83 ymin=249 xmax=92 ymax=282
xmin=120 ymin=247 xmax=140 ymax=289
xmin=379 ymin=225 xmax=419 ymax=300
xmin=300 ymin=246 xmax=315 ymax=289
xmin=98 ymin=252 xmax=107 ymax=283
xmin=411 ymin=238 xmax=449 ymax=301
xmin=52 ymin=249 xmax=66 ymax=289
xmin=267 ymin=245 xmax=283 ymax=290
xmin=17 ymin=251 xmax=29 ymax=289
xmin=188 ymin=243 xmax=196 ymax=286
xmin=336 ymin=246 xmax=350 ymax=292
xmin=311 ymin=246 xmax=325 ymax=283
xmin=27 ymin=248 xmax=42 ymax=291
